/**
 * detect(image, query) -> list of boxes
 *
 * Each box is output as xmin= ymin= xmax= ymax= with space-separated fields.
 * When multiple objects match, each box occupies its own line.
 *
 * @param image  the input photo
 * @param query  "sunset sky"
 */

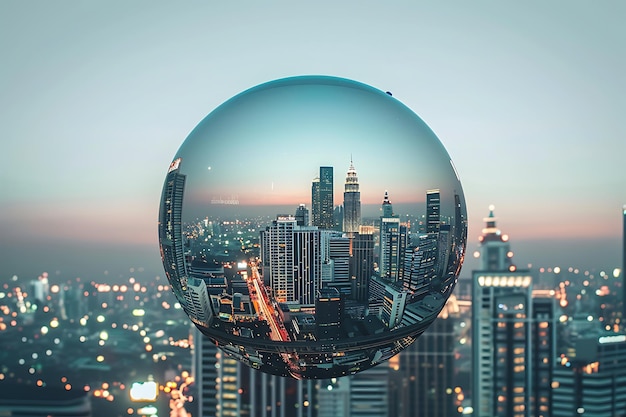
xmin=1 ymin=1 xmax=624 ymax=278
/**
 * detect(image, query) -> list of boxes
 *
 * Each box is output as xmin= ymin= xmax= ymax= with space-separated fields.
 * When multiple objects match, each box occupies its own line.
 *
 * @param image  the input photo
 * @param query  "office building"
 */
xmin=623 ymin=205 xmax=626 ymax=326
xmin=552 ymin=333 xmax=626 ymax=417
xmin=426 ymin=189 xmax=441 ymax=234
xmin=342 ymin=160 xmax=361 ymax=234
xmin=349 ymin=364 xmax=390 ymax=417
xmin=402 ymin=233 xmax=438 ymax=302
xmin=185 ymin=277 xmax=214 ymax=328
xmin=316 ymin=287 xmax=343 ymax=340
xmin=472 ymin=207 xmax=554 ymax=417
xmin=195 ymin=329 xmax=317 ymax=417
xmin=379 ymin=191 xmax=406 ymax=281
xmin=195 ymin=330 xmax=219 ymax=416
xmin=328 ymin=234 xmax=351 ymax=296
xmin=350 ymin=231 xmax=375 ymax=302
xmin=397 ymin=296 xmax=460 ymax=417
xmin=295 ymin=204 xmax=310 ymax=226
xmin=158 ymin=157 xmax=188 ymax=306
xmin=260 ymin=215 xmax=327 ymax=305
xmin=312 ymin=166 xmax=334 ymax=230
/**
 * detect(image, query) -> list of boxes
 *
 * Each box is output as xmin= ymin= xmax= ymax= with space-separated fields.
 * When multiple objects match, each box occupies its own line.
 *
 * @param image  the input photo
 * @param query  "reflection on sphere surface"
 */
xmin=158 ymin=76 xmax=467 ymax=379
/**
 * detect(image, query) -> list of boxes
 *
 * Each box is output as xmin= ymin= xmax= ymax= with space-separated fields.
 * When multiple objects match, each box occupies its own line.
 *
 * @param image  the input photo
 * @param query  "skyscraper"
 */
xmin=623 ymin=205 xmax=626 ymax=326
xmin=158 ymin=158 xmax=188 ymax=307
xmin=350 ymin=231 xmax=375 ymax=302
xmin=396 ymin=296 xmax=460 ymax=417
xmin=260 ymin=215 xmax=327 ymax=305
xmin=328 ymin=234 xmax=351 ymax=297
xmin=426 ymin=189 xmax=441 ymax=234
xmin=195 ymin=328 xmax=318 ymax=417
xmin=471 ymin=207 xmax=554 ymax=417
xmin=261 ymin=215 xmax=297 ymax=302
xmin=194 ymin=330 xmax=219 ymax=416
xmin=316 ymin=287 xmax=343 ymax=340
xmin=343 ymin=160 xmax=361 ymax=234
xmin=312 ymin=167 xmax=334 ymax=230
xmin=401 ymin=234 xmax=438 ymax=302
xmin=552 ymin=333 xmax=626 ymax=417
xmin=295 ymin=204 xmax=310 ymax=226
xmin=379 ymin=192 xmax=406 ymax=281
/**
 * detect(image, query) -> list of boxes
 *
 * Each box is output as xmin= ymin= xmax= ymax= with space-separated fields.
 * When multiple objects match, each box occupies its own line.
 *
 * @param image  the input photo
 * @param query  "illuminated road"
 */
xmin=248 ymin=263 xmax=302 ymax=378
xmin=249 ymin=264 xmax=290 ymax=342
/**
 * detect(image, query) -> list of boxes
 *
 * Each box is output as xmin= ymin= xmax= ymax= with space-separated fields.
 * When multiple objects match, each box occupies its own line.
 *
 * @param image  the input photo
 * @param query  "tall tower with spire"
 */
xmin=477 ymin=205 xmax=516 ymax=272
xmin=379 ymin=191 xmax=405 ymax=281
xmin=471 ymin=206 xmax=554 ymax=417
xmin=343 ymin=159 xmax=361 ymax=234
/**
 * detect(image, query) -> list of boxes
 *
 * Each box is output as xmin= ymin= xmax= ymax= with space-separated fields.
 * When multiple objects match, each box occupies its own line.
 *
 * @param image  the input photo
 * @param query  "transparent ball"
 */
xmin=158 ymin=75 xmax=467 ymax=379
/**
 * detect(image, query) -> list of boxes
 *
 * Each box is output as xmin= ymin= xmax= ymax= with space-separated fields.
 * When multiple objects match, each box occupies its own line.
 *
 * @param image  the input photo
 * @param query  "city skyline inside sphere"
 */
xmin=158 ymin=75 xmax=468 ymax=379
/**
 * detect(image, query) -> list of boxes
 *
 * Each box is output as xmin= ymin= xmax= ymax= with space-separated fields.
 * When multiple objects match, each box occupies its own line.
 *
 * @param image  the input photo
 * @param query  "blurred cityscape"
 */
xmin=1 ymin=194 xmax=625 ymax=416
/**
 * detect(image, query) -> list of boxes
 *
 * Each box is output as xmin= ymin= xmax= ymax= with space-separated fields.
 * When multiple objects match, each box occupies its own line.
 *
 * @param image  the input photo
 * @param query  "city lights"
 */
xmin=158 ymin=75 xmax=467 ymax=378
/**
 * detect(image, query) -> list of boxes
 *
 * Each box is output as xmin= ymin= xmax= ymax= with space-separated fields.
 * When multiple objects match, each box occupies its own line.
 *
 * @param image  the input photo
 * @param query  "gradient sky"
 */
xmin=1 ymin=1 xmax=625 ymax=278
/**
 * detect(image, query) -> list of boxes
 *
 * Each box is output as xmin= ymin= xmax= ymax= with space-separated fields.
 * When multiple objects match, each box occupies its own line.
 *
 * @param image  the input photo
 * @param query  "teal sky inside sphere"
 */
xmin=172 ymin=75 xmax=464 ymax=219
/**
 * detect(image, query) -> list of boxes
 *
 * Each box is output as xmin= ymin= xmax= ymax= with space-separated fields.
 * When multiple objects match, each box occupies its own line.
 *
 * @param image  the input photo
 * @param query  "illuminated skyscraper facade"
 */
xmin=426 ymin=189 xmax=441 ymax=234
xmin=343 ymin=160 xmax=361 ymax=234
xmin=472 ymin=207 xmax=554 ymax=417
xmin=552 ymin=334 xmax=626 ymax=417
xmin=379 ymin=192 xmax=406 ymax=281
xmin=397 ymin=297 xmax=459 ymax=417
xmin=195 ymin=328 xmax=318 ymax=417
xmin=260 ymin=215 xmax=327 ymax=305
xmin=312 ymin=166 xmax=334 ymax=230
xmin=158 ymin=158 xmax=188 ymax=307
xmin=351 ymin=231 xmax=375 ymax=302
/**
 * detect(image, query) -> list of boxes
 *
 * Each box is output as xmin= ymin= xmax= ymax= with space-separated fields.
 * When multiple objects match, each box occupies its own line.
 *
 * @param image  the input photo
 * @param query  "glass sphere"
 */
xmin=158 ymin=75 xmax=467 ymax=379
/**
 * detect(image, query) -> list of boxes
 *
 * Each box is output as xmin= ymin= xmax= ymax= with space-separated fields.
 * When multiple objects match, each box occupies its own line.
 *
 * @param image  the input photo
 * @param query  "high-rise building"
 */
xmin=348 ymin=364 xmax=390 ymax=417
xmin=216 ymin=352 xmax=241 ymax=417
xmin=195 ymin=328 xmax=318 ymax=417
xmin=401 ymin=234 xmax=438 ymax=302
xmin=260 ymin=215 xmax=327 ymax=305
xmin=342 ymin=160 xmax=361 ymax=234
xmin=329 ymin=234 xmax=351 ymax=296
xmin=316 ymin=287 xmax=343 ymax=340
xmin=185 ymin=277 xmax=214 ymax=328
xmin=295 ymin=204 xmax=310 ymax=226
xmin=261 ymin=216 xmax=297 ymax=302
xmin=379 ymin=192 xmax=406 ymax=281
xmin=194 ymin=330 xmax=219 ymax=416
xmin=312 ymin=167 xmax=334 ymax=230
xmin=158 ymin=158 xmax=188 ymax=306
xmin=426 ymin=189 xmax=441 ymax=234
xmin=293 ymin=228 xmax=326 ymax=305
xmin=396 ymin=296 xmax=460 ymax=417
xmin=471 ymin=207 xmax=554 ymax=417
xmin=350 ymin=231 xmax=375 ymax=302
xmin=623 ymin=205 xmax=626 ymax=325
xmin=476 ymin=205 xmax=514 ymax=272
xmin=552 ymin=333 xmax=626 ymax=417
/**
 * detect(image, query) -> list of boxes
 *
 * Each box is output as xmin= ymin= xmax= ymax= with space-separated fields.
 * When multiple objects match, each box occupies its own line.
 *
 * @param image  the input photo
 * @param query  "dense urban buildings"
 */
xmin=158 ymin=158 xmax=467 ymax=378
xmin=2 ymin=202 xmax=626 ymax=416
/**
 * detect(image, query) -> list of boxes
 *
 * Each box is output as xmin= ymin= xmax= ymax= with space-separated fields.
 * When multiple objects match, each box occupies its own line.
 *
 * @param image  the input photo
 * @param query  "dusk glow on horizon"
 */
xmin=0 ymin=2 xmax=624 ymax=277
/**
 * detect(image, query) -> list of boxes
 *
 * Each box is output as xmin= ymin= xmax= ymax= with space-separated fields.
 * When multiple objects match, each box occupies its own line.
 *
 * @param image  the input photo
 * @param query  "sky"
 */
xmin=1 ymin=1 xmax=625 ymax=280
